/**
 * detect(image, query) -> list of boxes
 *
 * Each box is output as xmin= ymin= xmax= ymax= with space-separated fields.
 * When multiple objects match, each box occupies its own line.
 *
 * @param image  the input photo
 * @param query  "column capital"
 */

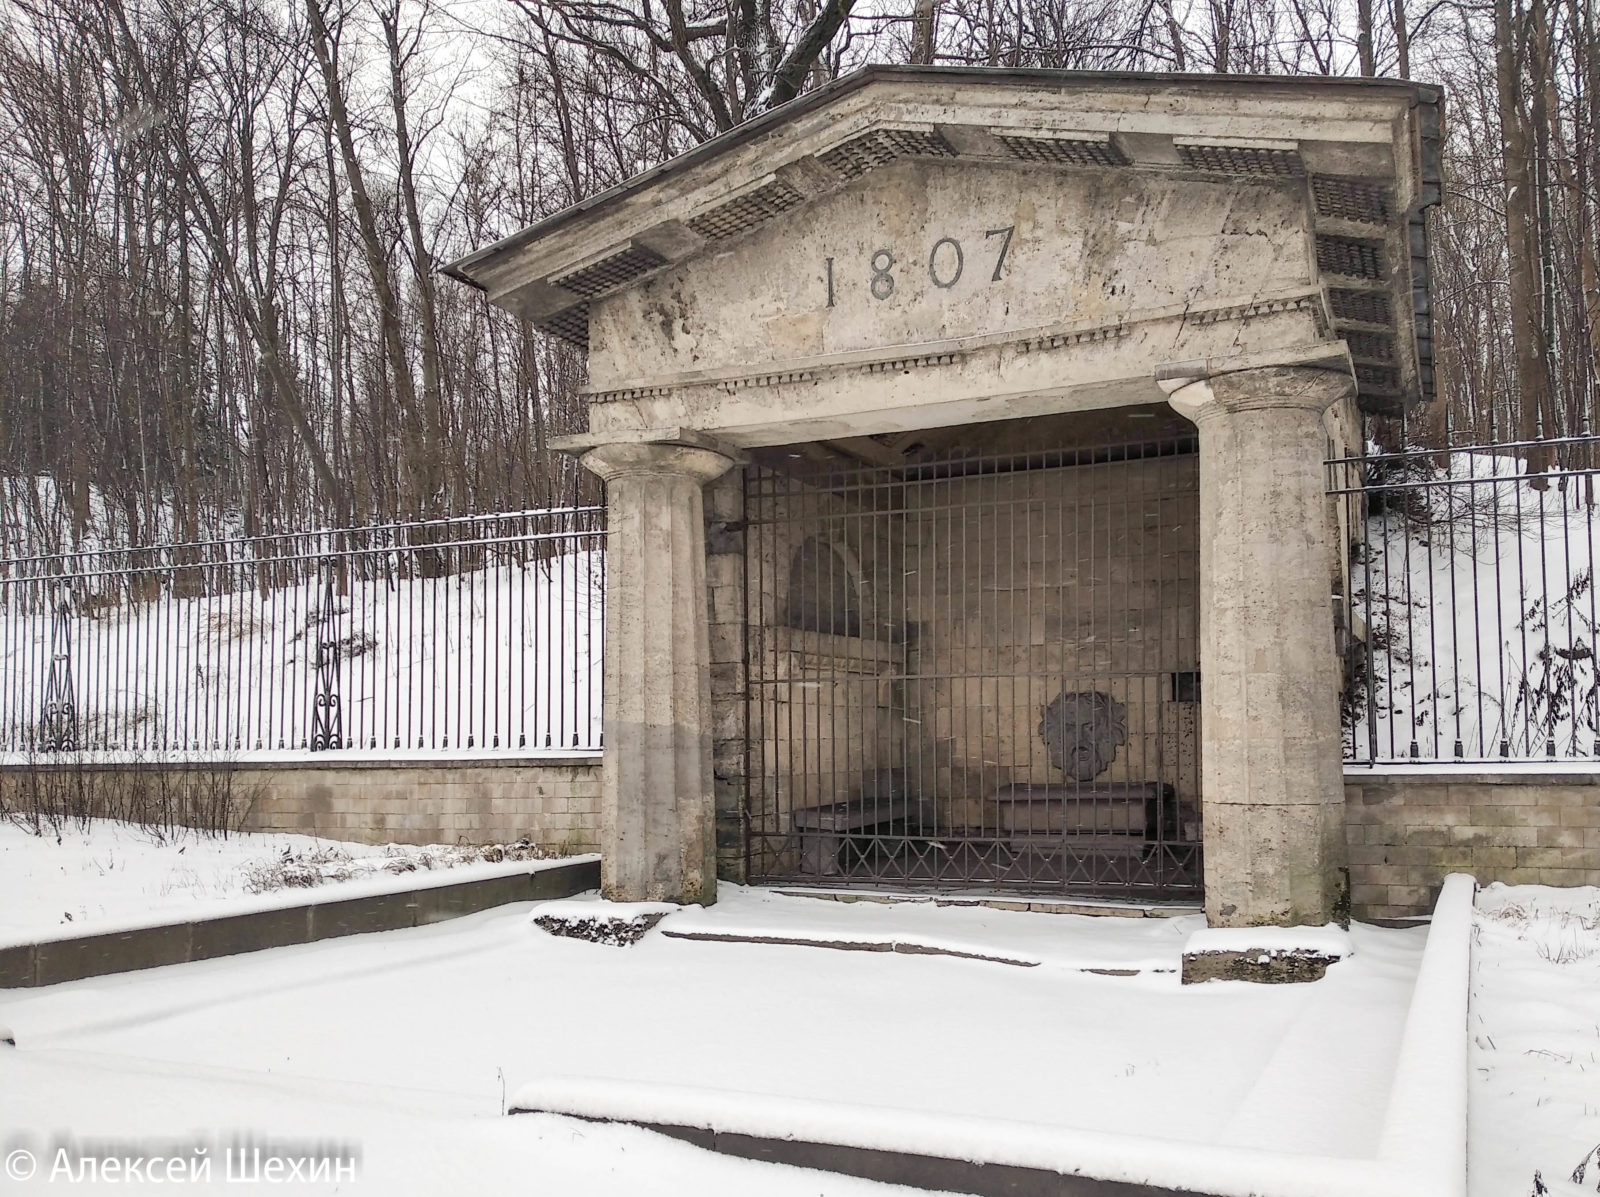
xmin=1165 ymin=364 xmax=1355 ymax=426
xmin=579 ymin=441 xmax=737 ymax=486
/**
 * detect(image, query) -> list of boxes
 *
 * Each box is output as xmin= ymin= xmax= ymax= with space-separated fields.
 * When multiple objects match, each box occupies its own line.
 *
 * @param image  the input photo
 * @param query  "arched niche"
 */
xmin=784 ymin=536 xmax=862 ymax=638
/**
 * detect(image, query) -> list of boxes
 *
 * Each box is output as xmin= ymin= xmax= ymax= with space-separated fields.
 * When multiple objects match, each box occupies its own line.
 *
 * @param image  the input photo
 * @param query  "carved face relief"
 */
xmin=1038 ymin=690 xmax=1128 ymax=782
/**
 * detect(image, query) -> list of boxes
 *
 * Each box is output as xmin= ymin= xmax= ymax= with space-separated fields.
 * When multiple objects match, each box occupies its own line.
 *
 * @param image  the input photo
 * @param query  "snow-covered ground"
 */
xmin=1470 ymin=883 xmax=1600 ymax=1197
xmin=0 ymin=1037 xmax=906 ymax=1196
xmin=0 ymin=882 xmax=1432 ymax=1194
xmin=17 ymin=829 xmax=1595 ymax=1196
xmin=0 ymin=819 xmax=562 ymax=945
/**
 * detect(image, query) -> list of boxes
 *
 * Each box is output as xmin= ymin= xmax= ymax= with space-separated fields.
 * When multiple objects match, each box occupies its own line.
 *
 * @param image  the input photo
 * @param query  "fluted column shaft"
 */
xmin=581 ymin=443 xmax=736 ymax=904
xmin=1168 ymin=366 xmax=1352 ymax=927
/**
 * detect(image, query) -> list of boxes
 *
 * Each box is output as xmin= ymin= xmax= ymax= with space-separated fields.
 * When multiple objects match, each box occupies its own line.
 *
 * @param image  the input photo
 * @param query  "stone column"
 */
xmin=1166 ymin=366 xmax=1353 ymax=928
xmin=580 ymin=442 xmax=737 ymax=904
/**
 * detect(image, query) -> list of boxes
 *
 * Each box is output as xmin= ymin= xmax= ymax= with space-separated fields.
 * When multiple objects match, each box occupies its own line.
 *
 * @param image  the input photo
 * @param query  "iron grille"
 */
xmin=1344 ymin=330 xmax=1396 ymax=362
xmin=552 ymin=245 xmax=667 ymax=299
xmin=688 ymin=179 xmax=806 ymax=240
xmin=1175 ymin=142 xmax=1304 ymax=177
xmin=818 ymin=128 xmax=955 ymax=179
xmin=532 ymin=303 xmax=590 ymax=349
xmin=0 ymin=510 xmax=604 ymax=757
xmin=1316 ymin=235 xmax=1388 ymax=281
xmin=742 ymin=441 xmax=1202 ymax=900
xmin=996 ymin=134 xmax=1128 ymax=167
xmin=1329 ymin=288 xmax=1392 ymax=326
xmin=1313 ymin=176 xmax=1391 ymax=224
xmin=1333 ymin=432 xmax=1600 ymax=764
xmin=1354 ymin=363 xmax=1402 ymax=395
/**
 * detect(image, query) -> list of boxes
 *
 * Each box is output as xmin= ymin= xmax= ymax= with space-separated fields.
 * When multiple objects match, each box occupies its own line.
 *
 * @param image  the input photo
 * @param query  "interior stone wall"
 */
xmin=732 ymin=446 xmax=1202 ymax=864
xmin=901 ymin=454 xmax=1201 ymax=833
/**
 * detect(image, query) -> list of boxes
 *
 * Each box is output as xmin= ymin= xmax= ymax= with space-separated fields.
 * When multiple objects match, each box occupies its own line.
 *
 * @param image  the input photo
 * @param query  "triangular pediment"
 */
xmin=584 ymin=155 xmax=1323 ymax=387
xmin=444 ymin=67 xmax=1441 ymax=413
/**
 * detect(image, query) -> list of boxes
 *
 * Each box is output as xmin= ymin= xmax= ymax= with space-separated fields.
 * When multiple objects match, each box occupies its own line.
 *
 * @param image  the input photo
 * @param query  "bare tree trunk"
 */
xmin=380 ymin=0 xmax=452 ymax=507
xmin=1208 ymin=0 xmax=1232 ymax=71
xmin=1574 ymin=0 xmax=1600 ymax=440
xmin=305 ymin=0 xmax=431 ymax=518
xmin=1528 ymin=0 xmax=1563 ymax=449
xmin=1495 ymin=0 xmax=1553 ymax=478
xmin=911 ymin=0 xmax=938 ymax=63
xmin=96 ymin=0 xmax=346 ymax=520
xmin=1164 ymin=0 xmax=1188 ymax=69
xmin=1391 ymin=0 xmax=1410 ymax=77
xmin=1356 ymin=0 xmax=1376 ymax=75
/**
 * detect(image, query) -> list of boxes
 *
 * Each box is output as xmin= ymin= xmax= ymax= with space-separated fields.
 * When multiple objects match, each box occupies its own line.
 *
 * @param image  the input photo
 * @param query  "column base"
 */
xmin=1203 ymin=800 xmax=1350 ymax=928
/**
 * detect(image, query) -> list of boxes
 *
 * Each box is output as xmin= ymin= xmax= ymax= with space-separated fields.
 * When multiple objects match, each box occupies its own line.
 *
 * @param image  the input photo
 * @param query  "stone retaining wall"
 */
xmin=1345 ymin=771 xmax=1600 ymax=920
xmin=1 ymin=757 xmax=602 ymax=854
xmin=16 ymin=759 xmax=1598 ymax=922
xmin=239 ymin=758 xmax=602 ymax=850
xmin=0 ymin=858 xmax=601 ymax=989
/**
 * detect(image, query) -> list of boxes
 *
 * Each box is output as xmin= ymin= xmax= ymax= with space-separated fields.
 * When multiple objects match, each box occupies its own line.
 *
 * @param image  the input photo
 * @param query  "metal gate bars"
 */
xmin=742 ymin=439 xmax=1204 ymax=899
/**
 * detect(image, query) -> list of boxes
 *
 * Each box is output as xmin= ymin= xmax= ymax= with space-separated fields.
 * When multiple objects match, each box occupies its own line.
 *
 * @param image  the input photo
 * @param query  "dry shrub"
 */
xmin=0 ymin=750 xmax=252 ymax=842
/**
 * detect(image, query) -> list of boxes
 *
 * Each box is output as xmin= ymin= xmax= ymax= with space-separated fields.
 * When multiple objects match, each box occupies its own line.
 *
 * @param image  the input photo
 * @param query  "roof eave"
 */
xmin=442 ymin=65 xmax=1442 ymax=288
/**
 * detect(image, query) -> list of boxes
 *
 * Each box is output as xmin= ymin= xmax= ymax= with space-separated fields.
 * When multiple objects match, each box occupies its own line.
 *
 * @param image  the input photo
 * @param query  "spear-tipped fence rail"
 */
xmin=0 ymin=509 xmax=605 ymax=758
xmin=1333 ymin=435 xmax=1600 ymax=765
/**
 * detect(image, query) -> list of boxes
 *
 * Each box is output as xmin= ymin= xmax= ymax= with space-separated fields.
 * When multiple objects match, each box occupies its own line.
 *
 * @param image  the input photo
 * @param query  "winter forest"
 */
xmin=0 ymin=0 xmax=1595 ymax=553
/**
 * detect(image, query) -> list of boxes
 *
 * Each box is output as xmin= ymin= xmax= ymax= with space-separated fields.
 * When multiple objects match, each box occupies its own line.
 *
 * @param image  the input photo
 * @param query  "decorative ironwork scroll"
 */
xmin=309 ymin=556 xmax=343 ymax=751
xmin=39 ymin=578 xmax=77 ymax=752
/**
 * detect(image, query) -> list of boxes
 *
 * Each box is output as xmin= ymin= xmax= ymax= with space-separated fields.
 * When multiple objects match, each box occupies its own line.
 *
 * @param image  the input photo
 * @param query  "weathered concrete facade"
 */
xmin=447 ymin=67 xmax=1442 ymax=927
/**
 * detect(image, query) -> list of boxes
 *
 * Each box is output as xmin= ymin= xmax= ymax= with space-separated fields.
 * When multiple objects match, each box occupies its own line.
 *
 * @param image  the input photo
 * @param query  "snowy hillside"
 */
xmin=1348 ymin=450 xmax=1600 ymax=764
xmin=0 ymin=538 xmax=604 ymax=758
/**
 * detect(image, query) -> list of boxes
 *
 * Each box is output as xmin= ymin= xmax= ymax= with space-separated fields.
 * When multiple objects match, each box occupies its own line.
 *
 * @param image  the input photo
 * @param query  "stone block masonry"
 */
xmin=240 ymin=759 xmax=602 ymax=851
xmin=0 ymin=758 xmax=602 ymax=855
xmin=1345 ymin=771 xmax=1600 ymax=920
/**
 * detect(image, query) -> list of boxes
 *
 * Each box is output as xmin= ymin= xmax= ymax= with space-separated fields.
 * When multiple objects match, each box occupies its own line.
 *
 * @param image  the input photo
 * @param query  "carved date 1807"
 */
xmin=825 ymin=226 xmax=1014 ymax=307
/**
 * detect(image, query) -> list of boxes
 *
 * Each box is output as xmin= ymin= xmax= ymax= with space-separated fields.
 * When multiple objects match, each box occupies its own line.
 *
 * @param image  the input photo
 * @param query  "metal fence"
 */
xmin=0 ymin=508 xmax=605 ymax=757
xmin=13 ymin=431 xmax=1594 ymax=773
xmin=1335 ymin=435 xmax=1600 ymax=765
xmin=742 ymin=442 xmax=1203 ymax=898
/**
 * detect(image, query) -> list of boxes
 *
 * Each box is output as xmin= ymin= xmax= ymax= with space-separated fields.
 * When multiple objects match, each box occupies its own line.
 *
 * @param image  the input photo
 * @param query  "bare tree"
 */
xmin=4 ymin=0 xmax=1600 ymax=552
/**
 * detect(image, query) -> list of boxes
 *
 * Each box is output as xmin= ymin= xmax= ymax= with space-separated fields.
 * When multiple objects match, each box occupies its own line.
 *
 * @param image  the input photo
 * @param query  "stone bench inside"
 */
xmin=791 ymin=783 xmax=1181 ymax=875
xmin=792 ymin=797 xmax=915 ymax=876
xmin=991 ymin=782 xmax=1179 ymax=843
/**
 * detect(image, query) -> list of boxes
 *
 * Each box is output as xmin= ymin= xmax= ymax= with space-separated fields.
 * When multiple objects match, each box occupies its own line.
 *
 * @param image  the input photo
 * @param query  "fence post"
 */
xmin=39 ymin=577 xmax=77 ymax=752
xmin=309 ymin=554 xmax=343 ymax=752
